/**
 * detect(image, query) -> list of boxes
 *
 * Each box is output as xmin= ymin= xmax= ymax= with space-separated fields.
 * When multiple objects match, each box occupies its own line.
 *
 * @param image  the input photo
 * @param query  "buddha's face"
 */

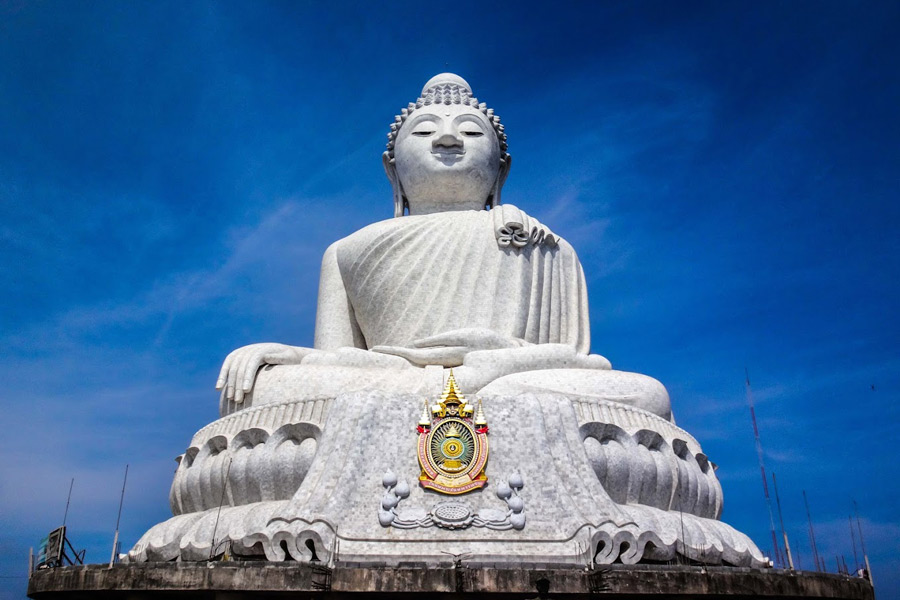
xmin=393 ymin=104 xmax=501 ymax=215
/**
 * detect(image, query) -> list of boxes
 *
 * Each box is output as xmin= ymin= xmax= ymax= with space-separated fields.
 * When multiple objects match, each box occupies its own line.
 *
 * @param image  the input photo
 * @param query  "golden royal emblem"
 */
xmin=416 ymin=371 xmax=489 ymax=494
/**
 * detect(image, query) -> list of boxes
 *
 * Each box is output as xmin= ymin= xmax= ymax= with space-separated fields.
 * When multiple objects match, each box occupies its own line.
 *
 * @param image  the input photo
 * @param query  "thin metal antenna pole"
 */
xmin=853 ymin=499 xmax=874 ymax=586
xmin=772 ymin=472 xmax=794 ymax=569
xmin=209 ymin=458 xmax=233 ymax=561
xmin=63 ymin=477 xmax=75 ymax=527
xmin=62 ymin=478 xmax=74 ymax=527
xmin=803 ymin=490 xmax=821 ymax=572
xmin=745 ymin=369 xmax=782 ymax=567
xmin=109 ymin=464 xmax=129 ymax=567
xmin=849 ymin=515 xmax=859 ymax=572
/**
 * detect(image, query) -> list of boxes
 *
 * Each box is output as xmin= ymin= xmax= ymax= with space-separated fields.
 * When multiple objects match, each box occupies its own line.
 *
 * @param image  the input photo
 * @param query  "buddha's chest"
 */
xmin=333 ymin=212 xmax=546 ymax=346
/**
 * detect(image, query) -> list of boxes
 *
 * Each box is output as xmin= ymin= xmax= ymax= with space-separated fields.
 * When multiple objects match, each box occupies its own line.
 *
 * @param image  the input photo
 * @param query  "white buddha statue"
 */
xmin=215 ymin=73 xmax=670 ymax=421
xmin=128 ymin=74 xmax=764 ymax=568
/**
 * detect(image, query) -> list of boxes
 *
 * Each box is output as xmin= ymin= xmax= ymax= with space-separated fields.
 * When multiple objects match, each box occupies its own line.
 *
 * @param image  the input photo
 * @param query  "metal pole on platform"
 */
xmin=849 ymin=515 xmax=859 ymax=572
xmin=853 ymin=500 xmax=874 ymax=587
xmin=772 ymin=472 xmax=794 ymax=570
xmin=803 ymin=490 xmax=821 ymax=571
xmin=110 ymin=464 xmax=129 ymax=567
xmin=677 ymin=489 xmax=686 ymax=564
xmin=745 ymin=369 xmax=782 ymax=567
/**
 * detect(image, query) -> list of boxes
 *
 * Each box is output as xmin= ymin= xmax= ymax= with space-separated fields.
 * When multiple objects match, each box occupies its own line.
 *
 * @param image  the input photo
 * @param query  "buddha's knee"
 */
xmin=477 ymin=368 xmax=672 ymax=421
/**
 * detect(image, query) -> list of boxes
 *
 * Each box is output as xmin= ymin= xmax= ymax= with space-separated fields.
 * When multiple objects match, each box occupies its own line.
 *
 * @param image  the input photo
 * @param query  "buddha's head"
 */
xmin=384 ymin=73 xmax=511 ymax=217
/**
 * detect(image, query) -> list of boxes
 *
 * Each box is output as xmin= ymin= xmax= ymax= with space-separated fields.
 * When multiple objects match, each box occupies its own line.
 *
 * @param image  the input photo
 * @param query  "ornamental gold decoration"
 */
xmin=416 ymin=370 xmax=489 ymax=494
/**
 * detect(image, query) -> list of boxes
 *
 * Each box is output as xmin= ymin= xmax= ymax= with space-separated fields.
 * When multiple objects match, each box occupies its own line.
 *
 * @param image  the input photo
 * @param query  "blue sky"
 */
xmin=1 ymin=1 xmax=898 ymax=597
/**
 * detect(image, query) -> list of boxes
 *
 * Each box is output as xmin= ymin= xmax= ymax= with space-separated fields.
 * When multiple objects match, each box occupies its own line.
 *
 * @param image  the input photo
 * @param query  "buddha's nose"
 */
xmin=433 ymin=130 xmax=463 ymax=151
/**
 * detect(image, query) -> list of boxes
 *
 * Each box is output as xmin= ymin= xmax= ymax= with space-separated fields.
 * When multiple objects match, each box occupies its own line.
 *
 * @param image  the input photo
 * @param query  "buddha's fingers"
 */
xmin=223 ymin=353 xmax=243 ymax=401
xmin=412 ymin=331 xmax=474 ymax=348
xmin=216 ymin=348 xmax=241 ymax=390
xmin=237 ymin=348 xmax=281 ymax=403
xmin=372 ymin=344 xmax=467 ymax=367
xmin=411 ymin=328 xmax=510 ymax=349
xmin=265 ymin=346 xmax=311 ymax=365
xmin=238 ymin=349 xmax=268 ymax=392
xmin=218 ymin=344 xmax=310 ymax=404
xmin=236 ymin=347 xmax=307 ymax=401
xmin=227 ymin=348 xmax=261 ymax=402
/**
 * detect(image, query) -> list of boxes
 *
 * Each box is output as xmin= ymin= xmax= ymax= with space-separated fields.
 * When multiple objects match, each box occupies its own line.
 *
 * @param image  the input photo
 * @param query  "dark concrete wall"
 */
xmin=27 ymin=563 xmax=874 ymax=600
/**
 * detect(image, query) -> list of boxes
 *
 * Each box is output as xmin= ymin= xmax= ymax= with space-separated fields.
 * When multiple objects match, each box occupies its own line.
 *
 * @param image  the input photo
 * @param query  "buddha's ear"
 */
xmin=488 ymin=152 xmax=512 ymax=209
xmin=383 ymin=152 xmax=405 ymax=218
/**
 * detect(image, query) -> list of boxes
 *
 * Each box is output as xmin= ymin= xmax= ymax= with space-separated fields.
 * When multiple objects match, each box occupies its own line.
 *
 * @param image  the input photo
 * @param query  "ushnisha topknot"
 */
xmin=386 ymin=73 xmax=508 ymax=158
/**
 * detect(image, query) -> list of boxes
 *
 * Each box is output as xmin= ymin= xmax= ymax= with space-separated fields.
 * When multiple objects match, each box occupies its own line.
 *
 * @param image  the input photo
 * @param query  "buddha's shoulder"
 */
xmin=327 ymin=206 xmax=573 ymax=257
xmin=330 ymin=210 xmax=491 ymax=248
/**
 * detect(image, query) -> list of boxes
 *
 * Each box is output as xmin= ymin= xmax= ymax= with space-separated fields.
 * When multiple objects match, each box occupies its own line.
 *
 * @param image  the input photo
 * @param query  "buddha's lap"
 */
xmin=232 ymin=359 xmax=671 ymax=421
xmin=478 ymin=368 xmax=671 ymax=420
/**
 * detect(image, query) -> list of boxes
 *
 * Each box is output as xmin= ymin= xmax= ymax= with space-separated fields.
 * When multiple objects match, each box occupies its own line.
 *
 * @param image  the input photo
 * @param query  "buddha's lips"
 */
xmin=431 ymin=150 xmax=465 ymax=164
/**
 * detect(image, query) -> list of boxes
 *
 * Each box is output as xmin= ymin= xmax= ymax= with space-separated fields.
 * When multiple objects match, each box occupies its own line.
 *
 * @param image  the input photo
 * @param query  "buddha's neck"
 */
xmin=406 ymin=198 xmax=487 ymax=215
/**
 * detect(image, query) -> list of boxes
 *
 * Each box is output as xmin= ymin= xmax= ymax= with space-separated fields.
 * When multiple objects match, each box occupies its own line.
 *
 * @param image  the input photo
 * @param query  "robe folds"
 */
xmin=316 ymin=205 xmax=590 ymax=354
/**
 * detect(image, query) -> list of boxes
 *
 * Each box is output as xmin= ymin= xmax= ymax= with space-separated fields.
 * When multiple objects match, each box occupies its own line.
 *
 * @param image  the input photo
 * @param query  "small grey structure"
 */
xmin=29 ymin=74 xmax=874 ymax=599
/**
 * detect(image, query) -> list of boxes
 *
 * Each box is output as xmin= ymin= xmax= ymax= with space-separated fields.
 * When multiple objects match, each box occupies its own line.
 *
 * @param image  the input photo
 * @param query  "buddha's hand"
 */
xmin=216 ymin=343 xmax=311 ymax=404
xmin=371 ymin=328 xmax=526 ymax=368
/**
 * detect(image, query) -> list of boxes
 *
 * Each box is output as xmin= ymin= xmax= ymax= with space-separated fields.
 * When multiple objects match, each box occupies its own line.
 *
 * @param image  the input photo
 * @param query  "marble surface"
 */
xmin=129 ymin=389 xmax=760 ymax=567
xmin=214 ymin=73 xmax=625 ymax=407
xmin=129 ymin=72 xmax=765 ymax=568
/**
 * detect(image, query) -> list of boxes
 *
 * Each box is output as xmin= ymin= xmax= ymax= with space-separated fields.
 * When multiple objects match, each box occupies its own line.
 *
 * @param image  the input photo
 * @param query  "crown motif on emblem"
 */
xmin=431 ymin=370 xmax=474 ymax=419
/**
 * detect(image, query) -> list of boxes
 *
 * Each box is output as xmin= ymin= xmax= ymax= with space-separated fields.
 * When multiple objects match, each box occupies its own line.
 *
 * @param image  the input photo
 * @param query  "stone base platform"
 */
xmin=27 ymin=563 xmax=873 ymax=599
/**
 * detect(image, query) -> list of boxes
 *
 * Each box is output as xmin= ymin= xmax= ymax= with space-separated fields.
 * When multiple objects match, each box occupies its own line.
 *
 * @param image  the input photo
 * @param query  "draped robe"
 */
xmin=313 ymin=206 xmax=590 ymax=354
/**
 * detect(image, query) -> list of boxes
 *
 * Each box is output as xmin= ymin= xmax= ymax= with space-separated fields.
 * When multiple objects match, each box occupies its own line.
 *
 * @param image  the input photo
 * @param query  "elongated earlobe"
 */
xmin=488 ymin=153 xmax=512 ymax=209
xmin=394 ymin=189 xmax=405 ymax=218
xmin=383 ymin=152 xmax=405 ymax=218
